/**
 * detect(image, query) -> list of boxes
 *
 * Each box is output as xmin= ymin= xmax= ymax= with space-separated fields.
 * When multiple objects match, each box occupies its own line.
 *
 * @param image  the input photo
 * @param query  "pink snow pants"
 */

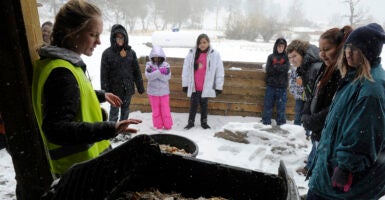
xmin=148 ymin=94 xmax=173 ymax=129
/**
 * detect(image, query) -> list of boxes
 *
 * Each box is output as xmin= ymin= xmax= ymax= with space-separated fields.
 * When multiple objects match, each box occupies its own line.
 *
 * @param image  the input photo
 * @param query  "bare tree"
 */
xmin=243 ymin=0 xmax=264 ymax=16
xmin=225 ymin=11 xmax=259 ymax=41
xmin=206 ymin=0 xmax=235 ymax=30
xmin=138 ymin=0 xmax=151 ymax=31
xmin=186 ymin=0 xmax=206 ymax=29
xmin=286 ymin=0 xmax=313 ymax=28
xmin=259 ymin=15 xmax=280 ymax=42
xmin=341 ymin=0 xmax=367 ymax=26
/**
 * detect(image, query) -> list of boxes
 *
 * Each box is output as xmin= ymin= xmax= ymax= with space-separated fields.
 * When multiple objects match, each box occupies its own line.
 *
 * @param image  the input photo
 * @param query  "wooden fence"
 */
xmin=130 ymin=57 xmax=295 ymax=120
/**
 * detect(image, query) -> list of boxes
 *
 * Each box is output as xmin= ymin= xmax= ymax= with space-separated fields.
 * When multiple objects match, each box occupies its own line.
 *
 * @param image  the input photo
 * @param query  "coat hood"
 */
xmin=110 ymin=24 xmax=130 ymax=51
xmin=273 ymin=38 xmax=287 ymax=55
xmin=302 ymin=43 xmax=321 ymax=67
xmin=149 ymin=45 xmax=166 ymax=60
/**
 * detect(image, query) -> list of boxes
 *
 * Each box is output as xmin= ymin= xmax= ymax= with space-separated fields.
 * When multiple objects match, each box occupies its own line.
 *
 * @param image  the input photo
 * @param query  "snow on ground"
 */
xmin=0 ymin=112 xmax=312 ymax=200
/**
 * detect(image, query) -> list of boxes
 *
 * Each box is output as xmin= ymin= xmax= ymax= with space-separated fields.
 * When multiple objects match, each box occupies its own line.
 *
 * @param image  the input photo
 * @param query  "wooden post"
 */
xmin=0 ymin=0 xmax=52 ymax=199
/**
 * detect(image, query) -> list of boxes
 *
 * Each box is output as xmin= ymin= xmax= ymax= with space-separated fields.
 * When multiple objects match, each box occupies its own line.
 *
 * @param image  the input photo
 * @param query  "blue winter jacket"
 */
xmin=308 ymin=62 xmax=385 ymax=199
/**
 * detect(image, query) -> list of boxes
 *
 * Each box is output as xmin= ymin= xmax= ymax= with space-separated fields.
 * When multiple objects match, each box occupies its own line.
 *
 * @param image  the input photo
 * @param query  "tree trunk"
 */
xmin=0 ymin=0 xmax=53 ymax=199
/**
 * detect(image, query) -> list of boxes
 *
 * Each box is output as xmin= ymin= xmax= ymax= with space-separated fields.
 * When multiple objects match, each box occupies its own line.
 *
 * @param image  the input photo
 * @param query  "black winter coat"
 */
xmin=296 ymin=44 xmax=322 ymax=100
xmin=265 ymin=38 xmax=290 ymax=88
xmin=43 ymin=68 xmax=116 ymax=145
xmin=101 ymin=24 xmax=144 ymax=100
xmin=301 ymin=63 xmax=341 ymax=141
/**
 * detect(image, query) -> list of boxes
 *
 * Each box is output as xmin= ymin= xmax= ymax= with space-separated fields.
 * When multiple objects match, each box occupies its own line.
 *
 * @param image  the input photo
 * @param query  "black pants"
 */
xmin=0 ymin=134 xmax=6 ymax=150
xmin=188 ymin=92 xmax=208 ymax=124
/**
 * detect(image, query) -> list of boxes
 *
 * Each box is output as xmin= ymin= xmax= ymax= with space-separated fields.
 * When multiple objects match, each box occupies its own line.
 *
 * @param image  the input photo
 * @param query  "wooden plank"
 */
xmin=140 ymin=66 xmax=266 ymax=79
xmin=20 ymin=0 xmax=42 ymax=62
xmin=136 ymin=57 xmax=295 ymax=119
xmin=139 ymin=57 xmax=264 ymax=70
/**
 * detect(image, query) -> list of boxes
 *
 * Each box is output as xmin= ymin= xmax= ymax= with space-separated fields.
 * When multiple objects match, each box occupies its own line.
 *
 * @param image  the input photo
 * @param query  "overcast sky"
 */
xmin=269 ymin=0 xmax=385 ymax=26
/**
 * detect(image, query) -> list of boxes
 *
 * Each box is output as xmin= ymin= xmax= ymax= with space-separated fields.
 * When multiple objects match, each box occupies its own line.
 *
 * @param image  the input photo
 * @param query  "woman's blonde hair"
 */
xmin=51 ymin=0 xmax=101 ymax=49
xmin=338 ymin=48 xmax=373 ymax=82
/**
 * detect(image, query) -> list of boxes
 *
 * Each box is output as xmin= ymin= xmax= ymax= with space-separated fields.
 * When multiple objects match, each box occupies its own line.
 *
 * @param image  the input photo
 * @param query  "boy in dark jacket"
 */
xmin=262 ymin=38 xmax=290 ymax=126
xmin=286 ymin=39 xmax=322 ymax=176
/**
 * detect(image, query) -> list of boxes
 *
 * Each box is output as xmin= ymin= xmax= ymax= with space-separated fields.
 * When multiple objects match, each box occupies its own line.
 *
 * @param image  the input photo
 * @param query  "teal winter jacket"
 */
xmin=308 ymin=63 xmax=385 ymax=199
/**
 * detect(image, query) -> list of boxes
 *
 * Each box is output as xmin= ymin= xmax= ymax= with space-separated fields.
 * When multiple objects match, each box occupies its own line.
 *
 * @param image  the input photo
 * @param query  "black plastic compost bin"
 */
xmin=150 ymin=133 xmax=199 ymax=157
xmin=42 ymin=134 xmax=300 ymax=200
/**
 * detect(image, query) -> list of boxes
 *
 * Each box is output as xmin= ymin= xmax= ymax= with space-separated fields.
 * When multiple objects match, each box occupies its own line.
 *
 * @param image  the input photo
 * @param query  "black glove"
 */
xmin=182 ymin=87 xmax=188 ymax=93
xmin=215 ymin=90 xmax=222 ymax=95
xmin=138 ymin=87 xmax=145 ymax=94
xmin=332 ymin=167 xmax=353 ymax=192
xmin=301 ymin=114 xmax=311 ymax=130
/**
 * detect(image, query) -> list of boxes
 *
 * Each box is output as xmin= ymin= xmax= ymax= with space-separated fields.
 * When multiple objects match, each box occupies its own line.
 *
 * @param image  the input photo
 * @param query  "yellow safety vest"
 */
xmin=32 ymin=58 xmax=110 ymax=176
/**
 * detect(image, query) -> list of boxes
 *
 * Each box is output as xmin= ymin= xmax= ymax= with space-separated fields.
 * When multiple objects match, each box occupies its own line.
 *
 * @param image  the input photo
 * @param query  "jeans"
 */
xmin=262 ymin=86 xmax=287 ymax=125
xmin=294 ymin=99 xmax=311 ymax=136
xmin=109 ymin=95 xmax=132 ymax=122
xmin=307 ymin=189 xmax=333 ymax=200
xmin=306 ymin=139 xmax=318 ymax=169
xmin=294 ymin=99 xmax=305 ymax=125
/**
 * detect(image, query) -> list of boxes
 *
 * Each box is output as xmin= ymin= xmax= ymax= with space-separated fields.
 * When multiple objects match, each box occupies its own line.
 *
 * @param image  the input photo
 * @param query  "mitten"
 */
xmin=182 ymin=87 xmax=188 ymax=93
xmin=215 ymin=90 xmax=222 ymax=95
xmin=159 ymin=67 xmax=169 ymax=74
xmin=332 ymin=167 xmax=353 ymax=192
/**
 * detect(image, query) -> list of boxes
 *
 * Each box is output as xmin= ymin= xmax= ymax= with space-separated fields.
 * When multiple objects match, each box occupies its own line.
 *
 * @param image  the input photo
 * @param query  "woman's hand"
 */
xmin=115 ymin=118 xmax=142 ymax=134
xmin=105 ymin=92 xmax=122 ymax=107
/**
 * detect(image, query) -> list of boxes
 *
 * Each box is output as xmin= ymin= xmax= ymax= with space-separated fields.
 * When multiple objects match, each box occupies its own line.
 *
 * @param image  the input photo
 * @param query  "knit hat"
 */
xmin=345 ymin=23 xmax=385 ymax=62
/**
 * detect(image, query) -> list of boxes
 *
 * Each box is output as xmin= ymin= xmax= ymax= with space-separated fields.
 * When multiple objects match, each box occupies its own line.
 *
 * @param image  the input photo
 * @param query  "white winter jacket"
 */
xmin=182 ymin=47 xmax=224 ymax=98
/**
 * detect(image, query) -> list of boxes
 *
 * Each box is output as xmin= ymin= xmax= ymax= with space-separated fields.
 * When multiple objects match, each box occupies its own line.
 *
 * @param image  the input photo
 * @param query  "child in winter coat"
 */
xmin=145 ymin=46 xmax=173 ymax=130
xmin=101 ymin=24 xmax=145 ymax=122
xmin=288 ymin=66 xmax=311 ymax=139
xmin=261 ymin=38 xmax=290 ymax=126
xmin=182 ymin=33 xmax=224 ymax=129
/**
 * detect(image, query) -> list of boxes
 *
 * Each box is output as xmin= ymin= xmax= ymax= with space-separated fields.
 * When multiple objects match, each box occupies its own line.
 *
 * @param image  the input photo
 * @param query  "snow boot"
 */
xmin=201 ymin=118 xmax=210 ymax=129
xmin=201 ymin=123 xmax=211 ymax=129
xmin=184 ymin=122 xmax=194 ymax=130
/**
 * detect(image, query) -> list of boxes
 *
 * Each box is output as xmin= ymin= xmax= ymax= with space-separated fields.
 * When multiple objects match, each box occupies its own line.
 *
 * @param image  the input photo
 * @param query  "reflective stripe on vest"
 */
xmin=32 ymin=58 xmax=110 ymax=175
